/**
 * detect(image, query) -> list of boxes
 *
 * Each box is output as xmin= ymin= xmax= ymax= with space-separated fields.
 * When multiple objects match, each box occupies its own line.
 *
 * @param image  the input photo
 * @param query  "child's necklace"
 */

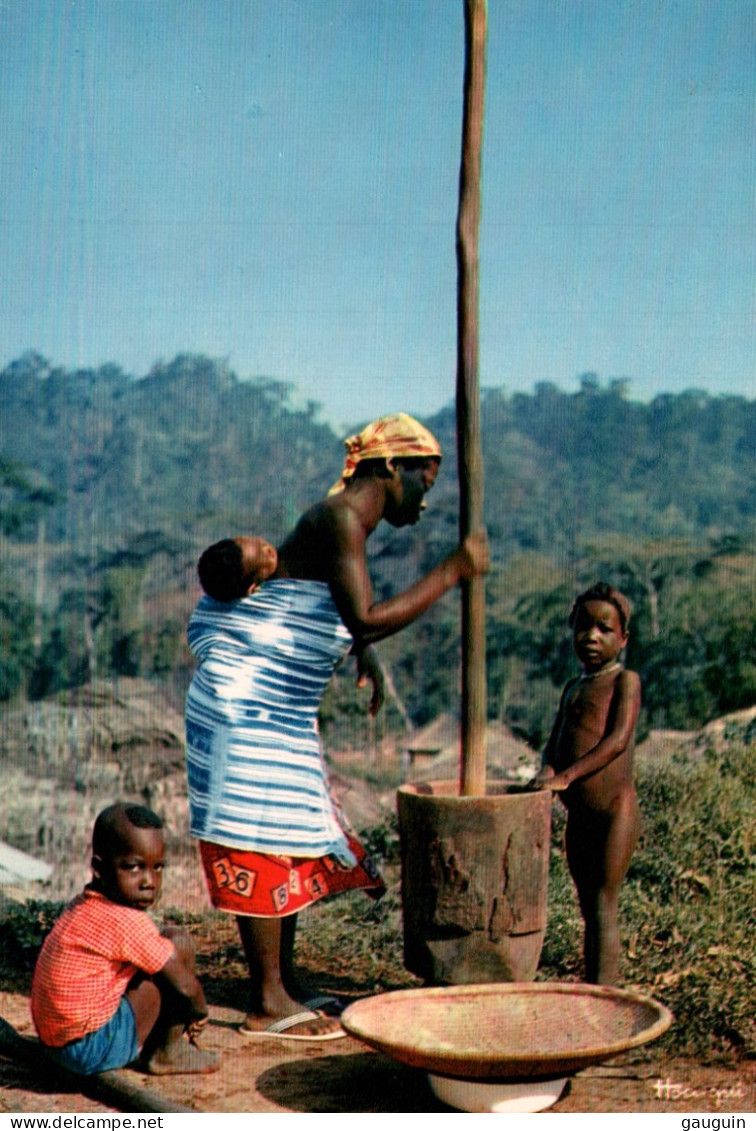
xmin=580 ymin=660 xmax=623 ymax=681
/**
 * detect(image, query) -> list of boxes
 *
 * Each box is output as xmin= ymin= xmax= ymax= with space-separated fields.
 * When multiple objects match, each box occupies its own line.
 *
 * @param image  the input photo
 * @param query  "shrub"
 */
xmin=0 ymin=899 xmax=65 ymax=971
xmin=621 ymin=735 xmax=756 ymax=1058
xmin=358 ymin=815 xmax=401 ymax=867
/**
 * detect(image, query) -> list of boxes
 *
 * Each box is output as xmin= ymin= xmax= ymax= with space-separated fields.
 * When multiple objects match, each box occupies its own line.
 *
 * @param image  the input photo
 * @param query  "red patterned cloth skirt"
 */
xmin=198 ymin=834 xmax=385 ymax=918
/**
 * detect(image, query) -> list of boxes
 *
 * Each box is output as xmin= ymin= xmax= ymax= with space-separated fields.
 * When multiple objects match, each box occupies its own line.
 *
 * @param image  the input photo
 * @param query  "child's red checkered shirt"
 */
xmin=31 ymin=888 xmax=175 ymax=1047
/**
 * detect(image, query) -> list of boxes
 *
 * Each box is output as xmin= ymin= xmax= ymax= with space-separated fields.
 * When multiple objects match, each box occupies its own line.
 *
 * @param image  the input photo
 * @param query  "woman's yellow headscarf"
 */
xmin=328 ymin=413 xmax=442 ymax=495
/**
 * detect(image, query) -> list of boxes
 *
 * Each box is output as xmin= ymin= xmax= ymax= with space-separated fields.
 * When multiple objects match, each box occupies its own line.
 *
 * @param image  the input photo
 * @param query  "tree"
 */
xmin=0 ymin=590 xmax=34 ymax=700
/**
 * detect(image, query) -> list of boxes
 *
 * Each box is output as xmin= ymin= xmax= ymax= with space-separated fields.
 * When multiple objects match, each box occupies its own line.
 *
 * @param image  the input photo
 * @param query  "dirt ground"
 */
xmin=1 ymin=716 xmax=753 ymax=1115
xmin=1 ymin=991 xmax=753 ymax=1115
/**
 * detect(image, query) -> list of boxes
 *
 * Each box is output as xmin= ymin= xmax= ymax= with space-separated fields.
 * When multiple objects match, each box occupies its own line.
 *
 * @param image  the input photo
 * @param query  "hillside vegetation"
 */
xmin=2 ymin=353 xmax=756 ymax=745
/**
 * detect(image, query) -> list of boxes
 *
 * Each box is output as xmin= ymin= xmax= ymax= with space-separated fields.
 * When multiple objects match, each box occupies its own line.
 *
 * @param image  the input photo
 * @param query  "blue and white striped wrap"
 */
xmin=185 ymin=580 xmax=356 ymax=865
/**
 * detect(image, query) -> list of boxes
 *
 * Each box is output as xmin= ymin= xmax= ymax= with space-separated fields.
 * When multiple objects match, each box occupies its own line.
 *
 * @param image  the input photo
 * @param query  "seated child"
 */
xmin=31 ymin=803 xmax=219 ymax=1076
xmin=532 ymin=582 xmax=641 ymax=986
xmin=197 ymin=537 xmax=278 ymax=601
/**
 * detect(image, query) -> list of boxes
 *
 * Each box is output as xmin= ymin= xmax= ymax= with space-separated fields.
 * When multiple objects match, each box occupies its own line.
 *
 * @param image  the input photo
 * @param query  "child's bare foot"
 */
xmin=143 ymin=1042 xmax=220 ymax=1075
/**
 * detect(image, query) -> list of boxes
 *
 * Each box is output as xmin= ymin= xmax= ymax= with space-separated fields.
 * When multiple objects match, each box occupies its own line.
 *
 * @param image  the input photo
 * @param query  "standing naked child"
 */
xmin=31 ymin=803 xmax=219 ymax=1076
xmin=533 ymin=582 xmax=641 ymax=986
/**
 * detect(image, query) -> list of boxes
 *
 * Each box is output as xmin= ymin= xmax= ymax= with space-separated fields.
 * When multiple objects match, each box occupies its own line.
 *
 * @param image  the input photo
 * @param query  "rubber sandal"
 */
xmin=302 ymin=995 xmax=347 ymax=1017
xmin=238 ymin=1009 xmax=346 ymax=1042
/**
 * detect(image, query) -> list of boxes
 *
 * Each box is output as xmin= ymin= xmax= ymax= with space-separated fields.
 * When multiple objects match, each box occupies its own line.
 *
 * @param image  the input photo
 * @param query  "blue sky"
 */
xmin=2 ymin=0 xmax=754 ymax=430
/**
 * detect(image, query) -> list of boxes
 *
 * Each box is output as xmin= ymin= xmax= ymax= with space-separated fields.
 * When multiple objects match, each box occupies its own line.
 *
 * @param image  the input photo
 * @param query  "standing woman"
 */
xmin=186 ymin=414 xmax=488 ymax=1037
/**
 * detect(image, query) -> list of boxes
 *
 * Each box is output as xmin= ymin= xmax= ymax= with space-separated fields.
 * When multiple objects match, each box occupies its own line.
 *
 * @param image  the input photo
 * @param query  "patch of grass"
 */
xmin=621 ymin=735 xmax=756 ymax=1059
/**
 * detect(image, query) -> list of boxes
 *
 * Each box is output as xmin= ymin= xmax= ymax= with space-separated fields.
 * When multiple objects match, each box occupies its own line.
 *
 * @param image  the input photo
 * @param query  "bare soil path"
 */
xmin=1 ymin=991 xmax=753 ymax=1114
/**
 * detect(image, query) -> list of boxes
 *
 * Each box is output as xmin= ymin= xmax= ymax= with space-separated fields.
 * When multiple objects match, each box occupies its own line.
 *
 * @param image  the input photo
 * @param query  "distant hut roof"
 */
xmin=405 ymin=713 xmax=457 ymax=756
xmin=0 ymin=842 xmax=52 ymax=885
xmin=404 ymin=716 xmax=538 ymax=783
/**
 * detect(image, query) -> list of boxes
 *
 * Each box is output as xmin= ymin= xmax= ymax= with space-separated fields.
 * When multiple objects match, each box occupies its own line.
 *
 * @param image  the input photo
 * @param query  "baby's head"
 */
xmin=198 ymin=537 xmax=278 ymax=601
xmin=569 ymin=582 xmax=631 ymax=671
xmin=91 ymin=802 xmax=166 ymax=911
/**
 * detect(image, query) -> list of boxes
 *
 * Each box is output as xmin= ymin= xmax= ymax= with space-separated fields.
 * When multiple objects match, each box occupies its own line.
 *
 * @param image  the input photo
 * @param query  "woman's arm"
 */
xmin=354 ymin=644 xmax=384 ymax=716
xmin=327 ymin=506 xmax=489 ymax=644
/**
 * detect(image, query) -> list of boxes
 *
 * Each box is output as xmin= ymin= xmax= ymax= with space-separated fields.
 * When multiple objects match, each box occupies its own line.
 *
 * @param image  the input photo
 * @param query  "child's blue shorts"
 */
xmin=46 ymin=997 xmax=140 ymax=1075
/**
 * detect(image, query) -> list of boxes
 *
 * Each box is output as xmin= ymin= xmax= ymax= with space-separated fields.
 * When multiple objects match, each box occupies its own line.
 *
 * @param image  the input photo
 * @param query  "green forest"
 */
xmin=2 ymin=351 xmax=756 ymax=747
